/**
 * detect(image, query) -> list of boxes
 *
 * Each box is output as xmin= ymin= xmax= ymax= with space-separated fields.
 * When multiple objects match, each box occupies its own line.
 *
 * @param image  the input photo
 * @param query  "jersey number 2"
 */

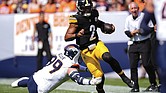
xmin=89 ymin=25 xmax=96 ymax=41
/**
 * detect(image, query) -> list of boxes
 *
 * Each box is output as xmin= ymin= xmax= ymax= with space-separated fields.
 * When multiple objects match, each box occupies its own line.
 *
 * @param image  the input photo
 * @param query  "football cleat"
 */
xmin=142 ymin=84 xmax=159 ymax=92
xmin=130 ymin=88 xmax=140 ymax=92
xmin=11 ymin=77 xmax=29 ymax=88
xmin=121 ymin=75 xmax=134 ymax=88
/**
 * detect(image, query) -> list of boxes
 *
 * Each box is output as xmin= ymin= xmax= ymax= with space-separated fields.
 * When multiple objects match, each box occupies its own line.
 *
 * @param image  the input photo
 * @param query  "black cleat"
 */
xmin=121 ymin=75 xmax=134 ymax=88
xmin=142 ymin=84 xmax=159 ymax=92
xmin=130 ymin=88 xmax=139 ymax=92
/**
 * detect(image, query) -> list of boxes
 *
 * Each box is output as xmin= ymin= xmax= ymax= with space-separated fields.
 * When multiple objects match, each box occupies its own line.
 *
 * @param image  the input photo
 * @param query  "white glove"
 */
xmin=90 ymin=77 xmax=102 ymax=85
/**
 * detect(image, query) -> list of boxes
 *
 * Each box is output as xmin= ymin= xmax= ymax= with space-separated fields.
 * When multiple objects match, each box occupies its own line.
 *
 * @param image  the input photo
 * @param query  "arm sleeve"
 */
xmin=124 ymin=17 xmax=132 ymax=37
xmin=125 ymin=30 xmax=132 ymax=38
xmin=97 ymin=20 xmax=105 ymax=31
xmin=79 ymin=65 xmax=88 ymax=72
xmin=69 ymin=71 xmax=91 ymax=85
xmin=140 ymin=10 xmax=156 ymax=36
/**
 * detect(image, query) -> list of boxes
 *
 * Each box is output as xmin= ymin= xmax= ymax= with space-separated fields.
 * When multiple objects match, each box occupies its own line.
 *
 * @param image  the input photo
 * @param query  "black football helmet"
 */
xmin=76 ymin=0 xmax=93 ymax=16
xmin=64 ymin=44 xmax=80 ymax=61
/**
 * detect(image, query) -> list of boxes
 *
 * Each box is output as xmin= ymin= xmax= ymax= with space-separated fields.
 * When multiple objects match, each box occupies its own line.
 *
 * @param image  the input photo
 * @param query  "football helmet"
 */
xmin=64 ymin=44 xmax=80 ymax=61
xmin=76 ymin=0 xmax=93 ymax=16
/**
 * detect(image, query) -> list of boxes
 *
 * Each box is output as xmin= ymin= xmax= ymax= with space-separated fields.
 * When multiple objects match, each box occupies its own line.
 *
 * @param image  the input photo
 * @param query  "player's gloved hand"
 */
xmin=90 ymin=77 xmax=102 ymax=85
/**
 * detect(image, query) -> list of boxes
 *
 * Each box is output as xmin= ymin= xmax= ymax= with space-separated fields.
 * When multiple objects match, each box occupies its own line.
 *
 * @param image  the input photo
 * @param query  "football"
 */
xmin=102 ymin=23 xmax=115 ymax=34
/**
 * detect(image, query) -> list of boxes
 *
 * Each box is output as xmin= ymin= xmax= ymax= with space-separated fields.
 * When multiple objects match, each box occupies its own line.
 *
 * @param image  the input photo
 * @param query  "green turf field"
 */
xmin=0 ymin=78 xmax=157 ymax=93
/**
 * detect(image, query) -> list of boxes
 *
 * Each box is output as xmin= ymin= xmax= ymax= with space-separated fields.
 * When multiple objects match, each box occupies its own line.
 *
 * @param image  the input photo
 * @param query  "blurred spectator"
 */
xmin=108 ymin=0 xmax=127 ymax=11
xmin=134 ymin=0 xmax=145 ymax=11
xmin=0 ymin=0 xmax=11 ymax=14
xmin=8 ymin=0 xmax=18 ymax=13
xmin=58 ymin=0 xmax=76 ymax=12
xmin=117 ymin=0 xmax=128 ymax=11
xmin=38 ymin=0 xmax=48 ymax=5
xmin=94 ymin=0 xmax=109 ymax=12
xmin=14 ymin=0 xmax=28 ymax=13
xmin=54 ymin=0 xmax=62 ymax=11
xmin=43 ymin=0 xmax=56 ymax=13
xmin=124 ymin=0 xmax=133 ymax=10
xmin=28 ymin=0 xmax=41 ymax=13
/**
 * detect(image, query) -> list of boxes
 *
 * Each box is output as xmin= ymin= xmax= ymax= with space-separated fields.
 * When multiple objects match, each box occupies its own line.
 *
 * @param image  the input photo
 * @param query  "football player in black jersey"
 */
xmin=64 ymin=0 xmax=134 ymax=92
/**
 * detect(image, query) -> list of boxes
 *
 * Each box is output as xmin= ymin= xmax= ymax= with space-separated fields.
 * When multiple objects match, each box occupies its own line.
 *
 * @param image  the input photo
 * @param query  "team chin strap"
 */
xmin=69 ymin=71 xmax=90 ymax=85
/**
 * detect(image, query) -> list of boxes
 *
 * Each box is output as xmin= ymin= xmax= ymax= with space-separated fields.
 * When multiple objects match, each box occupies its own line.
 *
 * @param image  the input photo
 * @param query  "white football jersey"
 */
xmin=33 ymin=52 xmax=79 ymax=93
xmin=154 ymin=0 xmax=166 ymax=41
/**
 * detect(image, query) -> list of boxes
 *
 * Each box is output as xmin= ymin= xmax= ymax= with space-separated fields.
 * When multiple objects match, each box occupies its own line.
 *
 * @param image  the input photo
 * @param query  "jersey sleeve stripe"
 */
xmin=69 ymin=16 xmax=77 ymax=24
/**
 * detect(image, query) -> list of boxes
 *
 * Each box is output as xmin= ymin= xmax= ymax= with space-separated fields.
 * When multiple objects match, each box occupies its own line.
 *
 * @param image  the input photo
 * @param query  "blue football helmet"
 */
xmin=64 ymin=44 xmax=80 ymax=61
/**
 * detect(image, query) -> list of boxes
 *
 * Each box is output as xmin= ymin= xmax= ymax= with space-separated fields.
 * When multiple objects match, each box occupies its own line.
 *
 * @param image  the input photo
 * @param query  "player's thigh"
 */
xmin=95 ymin=41 xmax=109 ymax=60
xmin=27 ymin=76 xmax=38 ymax=93
xmin=81 ymin=52 xmax=103 ymax=77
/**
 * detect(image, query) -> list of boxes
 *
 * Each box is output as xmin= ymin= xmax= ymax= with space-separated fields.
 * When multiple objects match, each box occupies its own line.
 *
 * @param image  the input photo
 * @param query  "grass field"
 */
xmin=0 ymin=78 xmax=158 ymax=93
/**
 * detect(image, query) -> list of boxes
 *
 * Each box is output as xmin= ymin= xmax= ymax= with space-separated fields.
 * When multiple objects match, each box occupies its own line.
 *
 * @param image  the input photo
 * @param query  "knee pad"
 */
xmin=102 ymin=52 xmax=114 ymax=62
xmin=102 ymin=52 xmax=122 ymax=73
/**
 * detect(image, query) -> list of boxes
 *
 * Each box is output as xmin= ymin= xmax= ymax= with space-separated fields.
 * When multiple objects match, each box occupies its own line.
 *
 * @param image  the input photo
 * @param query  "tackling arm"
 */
xmin=68 ymin=68 xmax=102 ymax=85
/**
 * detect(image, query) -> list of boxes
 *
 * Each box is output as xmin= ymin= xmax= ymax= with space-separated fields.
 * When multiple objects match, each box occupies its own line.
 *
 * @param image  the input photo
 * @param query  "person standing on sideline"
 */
xmin=64 ymin=0 xmax=134 ymax=93
xmin=140 ymin=1 xmax=161 ymax=91
xmin=124 ymin=2 xmax=158 ymax=92
xmin=140 ymin=0 xmax=166 ymax=92
xmin=32 ymin=12 xmax=53 ymax=71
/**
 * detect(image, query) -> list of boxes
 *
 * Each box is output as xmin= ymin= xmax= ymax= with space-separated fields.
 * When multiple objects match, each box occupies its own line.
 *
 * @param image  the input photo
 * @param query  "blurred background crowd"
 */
xmin=0 ymin=0 xmax=145 ymax=14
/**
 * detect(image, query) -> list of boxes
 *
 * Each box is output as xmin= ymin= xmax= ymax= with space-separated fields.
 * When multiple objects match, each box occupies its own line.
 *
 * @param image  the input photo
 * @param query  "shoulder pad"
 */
xmin=92 ymin=9 xmax=99 ymax=17
xmin=69 ymin=15 xmax=78 ymax=24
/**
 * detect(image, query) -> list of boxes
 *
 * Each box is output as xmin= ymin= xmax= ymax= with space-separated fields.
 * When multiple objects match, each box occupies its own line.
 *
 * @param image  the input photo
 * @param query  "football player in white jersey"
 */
xmin=11 ymin=44 xmax=101 ymax=93
xmin=140 ymin=0 xmax=166 ymax=92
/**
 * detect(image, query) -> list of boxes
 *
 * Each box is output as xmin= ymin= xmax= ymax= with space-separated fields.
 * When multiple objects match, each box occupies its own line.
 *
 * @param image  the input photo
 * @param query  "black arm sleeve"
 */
xmin=125 ymin=31 xmax=132 ymax=38
xmin=140 ymin=10 xmax=156 ymax=36
xmin=97 ymin=20 xmax=105 ymax=30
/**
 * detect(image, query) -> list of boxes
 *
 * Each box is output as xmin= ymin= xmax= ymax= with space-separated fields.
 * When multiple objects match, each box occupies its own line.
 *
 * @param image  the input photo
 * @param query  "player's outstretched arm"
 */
xmin=67 ymin=68 xmax=101 ymax=85
xmin=71 ymin=64 xmax=89 ymax=72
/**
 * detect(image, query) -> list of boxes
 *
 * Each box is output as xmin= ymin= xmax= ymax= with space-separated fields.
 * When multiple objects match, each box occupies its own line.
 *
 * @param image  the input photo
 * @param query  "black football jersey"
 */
xmin=69 ymin=9 xmax=104 ymax=50
xmin=36 ymin=21 xmax=51 ymax=41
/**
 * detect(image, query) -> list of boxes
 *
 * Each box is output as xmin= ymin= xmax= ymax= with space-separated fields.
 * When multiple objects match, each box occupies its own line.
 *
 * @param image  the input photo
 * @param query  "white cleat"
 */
xmin=11 ymin=77 xmax=29 ymax=88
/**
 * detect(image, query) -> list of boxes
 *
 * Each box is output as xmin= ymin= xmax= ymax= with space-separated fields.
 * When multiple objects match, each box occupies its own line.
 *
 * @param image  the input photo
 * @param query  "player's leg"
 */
xmin=128 ymin=52 xmax=140 ymax=92
xmin=96 ymin=41 xmax=134 ymax=88
xmin=81 ymin=50 xmax=105 ymax=93
xmin=11 ymin=77 xmax=29 ymax=88
xmin=37 ymin=48 xmax=43 ymax=71
xmin=141 ymin=40 xmax=158 ymax=92
xmin=27 ymin=76 xmax=38 ymax=93
xmin=96 ymin=75 xmax=105 ymax=93
xmin=43 ymin=41 xmax=52 ymax=62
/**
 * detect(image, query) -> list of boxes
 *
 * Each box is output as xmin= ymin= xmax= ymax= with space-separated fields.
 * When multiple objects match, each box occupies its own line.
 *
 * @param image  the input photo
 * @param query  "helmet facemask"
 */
xmin=76 ymin=0 xmax=93 ymax=16
xmin=64 ymin=44 xmax=80 ymax=63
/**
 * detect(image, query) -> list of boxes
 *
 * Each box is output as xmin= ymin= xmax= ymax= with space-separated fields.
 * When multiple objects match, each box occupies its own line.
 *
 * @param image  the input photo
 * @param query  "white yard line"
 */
xmin=56 ymin=82 xmax=132 ymax=93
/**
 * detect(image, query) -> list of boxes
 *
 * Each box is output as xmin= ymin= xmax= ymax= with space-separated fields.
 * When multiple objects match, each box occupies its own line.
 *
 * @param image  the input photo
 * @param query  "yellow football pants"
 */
xmin=81 ymin=40 xmax=109 ymax=78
